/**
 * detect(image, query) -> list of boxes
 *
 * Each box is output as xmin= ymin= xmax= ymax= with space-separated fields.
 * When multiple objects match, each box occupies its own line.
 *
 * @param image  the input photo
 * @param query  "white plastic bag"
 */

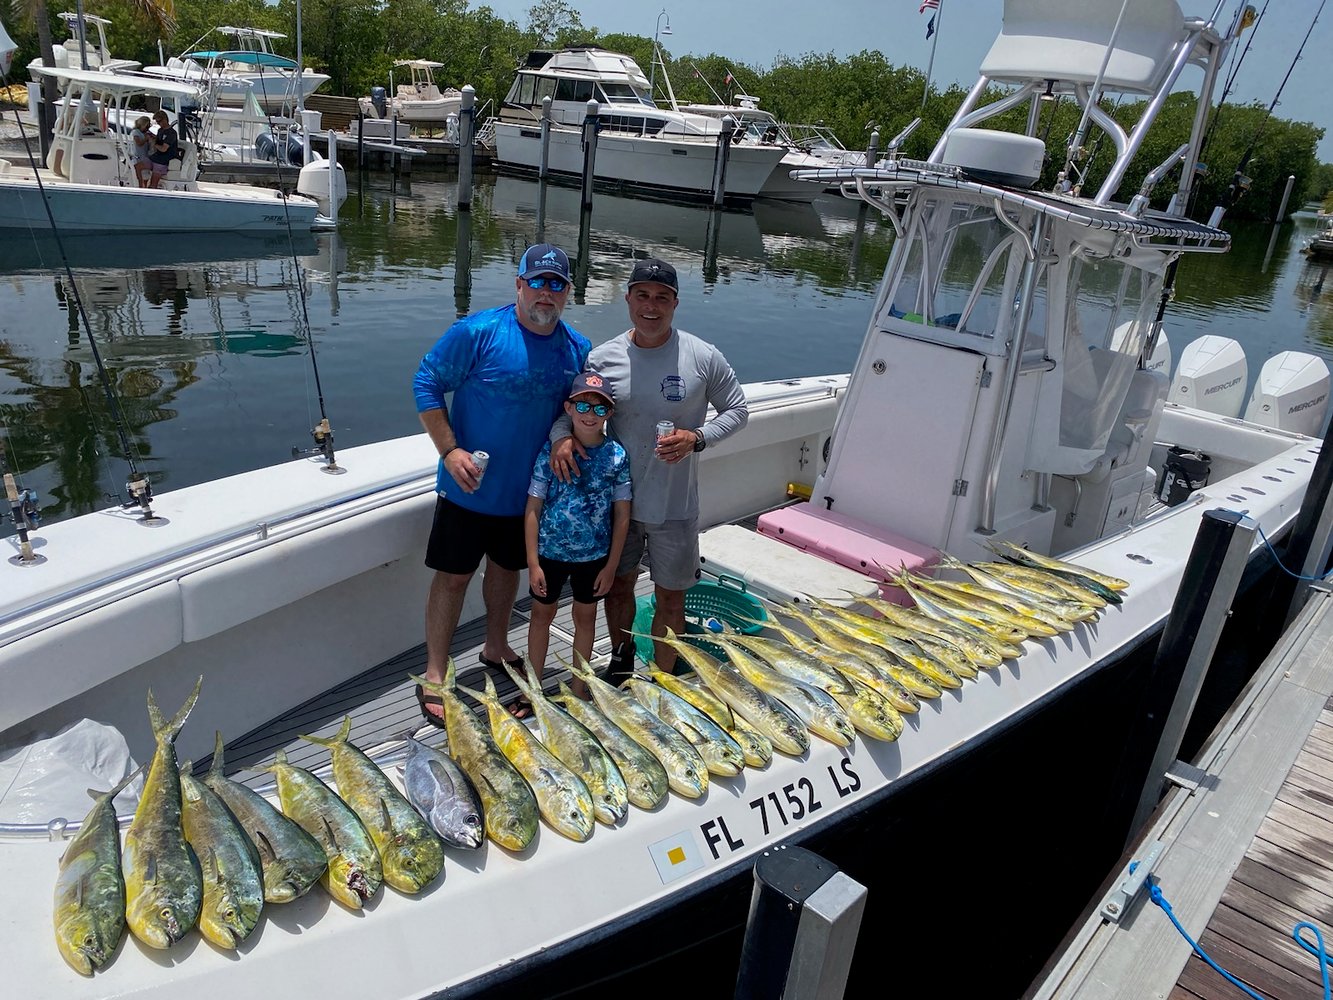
xmin=0 ymin=719 xmax=142 ymax=825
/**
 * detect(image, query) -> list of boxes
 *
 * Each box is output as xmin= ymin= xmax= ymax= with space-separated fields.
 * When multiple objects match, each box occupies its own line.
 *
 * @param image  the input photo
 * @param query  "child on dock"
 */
xmin=523 ymin=372 xmax=631 ymax=710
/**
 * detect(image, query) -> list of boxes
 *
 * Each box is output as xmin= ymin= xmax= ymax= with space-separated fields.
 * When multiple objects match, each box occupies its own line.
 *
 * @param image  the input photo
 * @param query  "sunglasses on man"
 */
xmin=525 ymin=276 xmax=568 ymax=293
xmin=571 ymin=400 xmax=610 ymax=416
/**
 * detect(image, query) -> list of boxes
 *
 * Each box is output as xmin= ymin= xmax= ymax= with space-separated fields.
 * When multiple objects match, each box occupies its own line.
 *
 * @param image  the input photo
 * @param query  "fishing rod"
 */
xmin=1210 ymin=0 xmax=1327 ymax=225
xmin=1 ymin=67 xmax=161 ymax=527
xmin=247 ymin=59 xmax=343 ymax=474
xmin=0 ymin=436 xmax=43 ymax=566
xmin=1188 ymin=2 xmax=1262 ymax=218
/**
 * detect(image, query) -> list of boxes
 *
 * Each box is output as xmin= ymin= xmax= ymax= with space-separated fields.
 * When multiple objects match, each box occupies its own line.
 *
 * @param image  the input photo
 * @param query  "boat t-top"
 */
xmin=0 ymin=67 xmax=338 ymax=232
xmin=378 ymin=59 xmax=462 ymax=125
xmin=145 ymin=26 xmax=330 ymax=111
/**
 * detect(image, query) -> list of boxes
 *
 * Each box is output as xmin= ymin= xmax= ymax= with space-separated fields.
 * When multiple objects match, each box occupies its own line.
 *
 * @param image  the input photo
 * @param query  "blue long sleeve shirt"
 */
xmin=414 ymin=304 xmax=590 ymax=516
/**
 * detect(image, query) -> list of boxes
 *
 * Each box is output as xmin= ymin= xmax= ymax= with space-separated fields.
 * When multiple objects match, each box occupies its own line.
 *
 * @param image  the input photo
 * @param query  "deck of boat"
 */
xmin=1028 ymin=584 xmax=1333 ymax=1000
xmin=197 ymin=572 xmax=659 ymax=787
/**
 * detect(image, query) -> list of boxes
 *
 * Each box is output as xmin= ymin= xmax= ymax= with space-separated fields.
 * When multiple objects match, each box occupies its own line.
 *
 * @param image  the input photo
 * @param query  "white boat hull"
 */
xmin=494 ymin=122 xmax=786 ymax=201
xmin=0 ymin=171 xmax=320 ymax=232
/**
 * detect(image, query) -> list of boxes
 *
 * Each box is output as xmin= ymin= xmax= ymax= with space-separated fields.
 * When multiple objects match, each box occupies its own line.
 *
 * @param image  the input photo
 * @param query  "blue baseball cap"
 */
xmin=518 ymin=243 xmax=572 ymax=281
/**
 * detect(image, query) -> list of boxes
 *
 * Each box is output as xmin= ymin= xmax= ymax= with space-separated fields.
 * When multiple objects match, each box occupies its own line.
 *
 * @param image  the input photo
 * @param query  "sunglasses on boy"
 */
xmin=571 ymin=400 xmax=610 ymax=416
xmin=525 ymin=276 xmax=568 ymax=293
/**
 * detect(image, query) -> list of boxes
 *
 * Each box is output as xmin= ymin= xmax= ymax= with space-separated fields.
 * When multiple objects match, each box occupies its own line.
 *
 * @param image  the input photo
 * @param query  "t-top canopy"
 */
xmin=30 ymin=65 xmax=203 ymax=100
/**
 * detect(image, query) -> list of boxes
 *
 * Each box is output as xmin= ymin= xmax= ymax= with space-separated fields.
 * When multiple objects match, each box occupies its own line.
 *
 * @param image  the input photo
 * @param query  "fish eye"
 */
xmin=159 ymin=907 xmax=172 ymax=920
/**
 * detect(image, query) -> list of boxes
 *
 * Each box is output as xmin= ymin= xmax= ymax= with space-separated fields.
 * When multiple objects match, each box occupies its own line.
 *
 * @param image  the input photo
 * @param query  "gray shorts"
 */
xmin=616 ymin=519 xmax=701 ymax=592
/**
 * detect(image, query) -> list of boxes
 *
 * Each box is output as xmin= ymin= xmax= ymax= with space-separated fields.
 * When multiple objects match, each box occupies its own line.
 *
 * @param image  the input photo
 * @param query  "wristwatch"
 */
xmin=692 ymin=428 xmax=707 ymax=452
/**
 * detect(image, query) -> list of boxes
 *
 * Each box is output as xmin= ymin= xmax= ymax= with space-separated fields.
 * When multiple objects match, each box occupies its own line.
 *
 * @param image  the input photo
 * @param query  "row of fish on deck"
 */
xmin=52 ymin=541 xmax=1127 ymax=976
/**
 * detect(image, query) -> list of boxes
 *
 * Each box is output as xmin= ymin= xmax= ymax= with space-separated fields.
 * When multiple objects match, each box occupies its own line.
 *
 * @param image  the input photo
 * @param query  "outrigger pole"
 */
xmin=920 ymin=0 xmax=944 ymax=111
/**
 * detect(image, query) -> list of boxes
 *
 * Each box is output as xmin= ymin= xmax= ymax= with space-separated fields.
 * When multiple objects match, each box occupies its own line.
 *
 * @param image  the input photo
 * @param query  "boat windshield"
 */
xmin=598 ymin=81 xmax=652 ymax=106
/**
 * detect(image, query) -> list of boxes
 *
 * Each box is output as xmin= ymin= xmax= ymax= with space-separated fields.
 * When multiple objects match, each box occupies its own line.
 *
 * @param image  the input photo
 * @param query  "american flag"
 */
xmin=919 ymin=0 xmax=940 ymax=12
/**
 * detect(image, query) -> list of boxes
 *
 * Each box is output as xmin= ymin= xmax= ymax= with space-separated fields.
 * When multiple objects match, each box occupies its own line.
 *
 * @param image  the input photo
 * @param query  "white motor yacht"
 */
xmin=2 ymin=3 xmax=1330 ymax=998
xmin=143 ymin=26 xmax=329 ymax=112
xmin=493 ymin=47 xmax=801 ymax=203
xmin=0 ymin=68 xmax=333 ymax=232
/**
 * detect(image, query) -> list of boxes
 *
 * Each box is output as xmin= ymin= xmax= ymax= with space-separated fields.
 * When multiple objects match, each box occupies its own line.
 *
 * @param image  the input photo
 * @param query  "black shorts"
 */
xmin=424 ymin=496 xmax=526 ymax=575
xmin=530 ymin=554 xmax=610 ymax=605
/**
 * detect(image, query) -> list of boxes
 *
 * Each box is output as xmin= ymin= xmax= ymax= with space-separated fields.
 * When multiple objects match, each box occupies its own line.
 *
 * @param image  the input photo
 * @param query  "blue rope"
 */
xmin=1214 ymin=509 xmax=1333 ymax=582
xmin=1144 ymin=877 xmax=1331 ymax=1000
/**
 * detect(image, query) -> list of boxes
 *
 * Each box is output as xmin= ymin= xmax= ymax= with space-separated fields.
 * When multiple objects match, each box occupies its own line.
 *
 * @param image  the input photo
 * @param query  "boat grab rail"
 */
xmin=0 ymin=469 xmax=437 ymax=646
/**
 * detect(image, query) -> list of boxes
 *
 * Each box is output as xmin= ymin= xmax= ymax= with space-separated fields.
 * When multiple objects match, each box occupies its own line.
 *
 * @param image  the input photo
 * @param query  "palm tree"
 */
xmin=9 ymin=0 xmax=175 ymax=149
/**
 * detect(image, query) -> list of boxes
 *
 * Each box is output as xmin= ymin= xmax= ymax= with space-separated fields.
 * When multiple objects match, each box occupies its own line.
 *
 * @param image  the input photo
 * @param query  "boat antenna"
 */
xmin=1 ymin=104 xmax=162 ymax=524
xmin=1209 ymin=0 xmax=1326 ymax=225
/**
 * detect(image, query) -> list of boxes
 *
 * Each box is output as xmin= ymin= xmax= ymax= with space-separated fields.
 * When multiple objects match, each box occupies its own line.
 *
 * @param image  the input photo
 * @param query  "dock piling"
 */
xmin=454 ymin=208 xmax=472 ymax=318
xmin=1125 ymin=508 xmax=1257 ymax=840
xmin=733 ymin=845 xmax=866 ymax=1000
xmin=457 ymin=85 xmax=476 ymax=210
xmin=580 ymin=99 xmax=600 ymax=213
xmin=539 ymin=96 xmax=552 ymax=182
xmin=1277 ymin=412 xmax=1333 ymax=630
xmin=865 ymin=129 xmax=880 ymax=168
xmin=713 ymin=114 xmax=736 ymax=208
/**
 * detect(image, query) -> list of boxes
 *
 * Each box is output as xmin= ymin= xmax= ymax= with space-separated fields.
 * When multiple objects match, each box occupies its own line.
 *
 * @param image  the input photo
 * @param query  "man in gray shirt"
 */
xmin=551 ymin=258 xmax=748 ymax=676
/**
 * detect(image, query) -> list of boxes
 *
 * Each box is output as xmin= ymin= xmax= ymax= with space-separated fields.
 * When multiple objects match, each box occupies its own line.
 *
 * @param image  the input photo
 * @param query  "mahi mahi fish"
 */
xmin=202 ymin=732 xmax=327 ymax=903
xmin=562 ymin=651 xmax=710 ymax=798
xmin=257 ymin=748 xmax=383 ymax=909
xmin=626 ymin=675 xmax=747 ymax=776
xmin=401 ymin=732 xmax=486 ymax=850
xmin=457 ymin=673 xmax=595 ymax=842
xmin=52 ymin=763 xmax=144 ymax=975
xmin=549 ymin=680 xmax=670 ymax=811
xmin=412 ymin=664 xmax=540 ymax=851
xmin=179 ymin=762 xmax=265 ymax=949
xmin=122 ymin=676 xmax=203 ymax=950
xmin=651 ymin=667 xmax=774 ymax=768
xmin=646 ymin=630 xmax=811 ymax=756
xmin=300 ymin=716 xmax=446 ymax=892
xmin=503 ymin=660 xmax=629 ymax=826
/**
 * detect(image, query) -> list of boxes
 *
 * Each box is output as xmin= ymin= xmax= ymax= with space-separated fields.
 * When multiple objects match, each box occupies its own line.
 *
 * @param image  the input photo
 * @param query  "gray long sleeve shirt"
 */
xmin=553 ymin=327 xmax=748 ymax=524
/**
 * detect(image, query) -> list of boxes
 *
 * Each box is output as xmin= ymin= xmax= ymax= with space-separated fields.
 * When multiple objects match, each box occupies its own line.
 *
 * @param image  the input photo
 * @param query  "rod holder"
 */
xmin=293 ymin=417 xmax=343 ymax=474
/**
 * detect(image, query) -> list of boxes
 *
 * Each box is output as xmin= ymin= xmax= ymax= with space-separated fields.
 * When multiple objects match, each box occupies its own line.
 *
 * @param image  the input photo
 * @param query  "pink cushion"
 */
xmin=756 ymin=505 xmax=935 ymax=604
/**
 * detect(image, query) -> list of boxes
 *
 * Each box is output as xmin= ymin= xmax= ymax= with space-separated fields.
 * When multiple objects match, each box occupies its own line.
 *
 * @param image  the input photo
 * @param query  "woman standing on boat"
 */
xmin=550 ymin=257 xmax=748 ymax=678
xmin=146 ymin=110 xmax=177 ymax=189
xmin=412 ymin=244 xmax=590 ymax=726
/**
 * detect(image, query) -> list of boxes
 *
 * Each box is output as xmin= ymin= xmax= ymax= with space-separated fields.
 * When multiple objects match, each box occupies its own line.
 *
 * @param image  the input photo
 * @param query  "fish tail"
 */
xmin=445 ymin=657 xmax=457 ymax=688
xmin=501 ymin=658 xmax=532 ymax=699
xmin=554 ymin=650 xmax=589 ymax=681
xmin=409 ymin=672 xmax=448 ymax=697
xmin=454 ymin=680 xmax=488 ymax=704
xmin=299 ymin=714 xmax=353 ymax=748
xmin=148 ymin=674 xmax=203 ymax=743
xmin=252 ymin=747 xmax=289 ymax=775
xmin=482 ymin=671 xmax=499 ymax=700
xmin=208 ymin=732 xmax=226 ymax=780
xmin=86 ymin=760 xmax=147 ymax=802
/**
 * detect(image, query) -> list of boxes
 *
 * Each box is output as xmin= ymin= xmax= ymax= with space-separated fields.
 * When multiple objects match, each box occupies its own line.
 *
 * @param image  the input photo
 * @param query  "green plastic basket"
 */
xmin=631 ymin=576 xmax=768 ymax=664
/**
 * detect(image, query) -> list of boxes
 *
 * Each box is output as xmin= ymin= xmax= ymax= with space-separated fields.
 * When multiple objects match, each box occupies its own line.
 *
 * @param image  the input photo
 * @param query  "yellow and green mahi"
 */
xmin=300 ymin=716 xmax=446 ymax=892
xmin=258 ymin=748 xmax=382 ymax=909
xmin=122 ymin=677 xmax=203 ymax=950
xmin=457 ymin=673 xmax=596 ymax=842
xmin=550 ymin=680 xmax=671 ymax=810
xmin=626 ymin=675 xmax=747 ymax=776
xmin=648 ymin=630 xmax=811 ymax=756
xmin=651 ymin=667 xmax=774 ymax=768
xmin=503 ymin=660 xmax=628 ymax=826
xmin=562 ymin=652 xmax=710 ymax=798
xmin=202 ymin=733 xmax=327 ymax=903
xmin=52 ymin=764 xmax=144 ymax=975
xmin=413 ymin=663 xmax=539 ymax=851
xmin=179 ymin=763 xmax=265 ymax=949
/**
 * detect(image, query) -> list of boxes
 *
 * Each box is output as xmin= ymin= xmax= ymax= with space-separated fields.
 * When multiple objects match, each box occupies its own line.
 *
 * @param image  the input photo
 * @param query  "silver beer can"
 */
xmin=472 ymin=450 xmax=490 ymax=481
xmin=655 ymin=421 xmax=674 ymax=460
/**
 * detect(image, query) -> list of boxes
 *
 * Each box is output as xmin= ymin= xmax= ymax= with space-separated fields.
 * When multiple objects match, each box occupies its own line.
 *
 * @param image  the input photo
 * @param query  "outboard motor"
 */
xmin=1243 ymin=351 xmax=1331 ymax=436
xmin=371 ymin=86 xmax=387 ymax=119
xmin=255 ymin=131 xmax=306 ymax=166
xmin=1168 ymin=335 xmax=1247 ymax=418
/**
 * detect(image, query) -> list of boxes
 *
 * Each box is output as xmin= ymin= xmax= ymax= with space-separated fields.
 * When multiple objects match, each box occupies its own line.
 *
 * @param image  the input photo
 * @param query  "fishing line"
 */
xmin=1 ymin=63 xmax=157 ymax=519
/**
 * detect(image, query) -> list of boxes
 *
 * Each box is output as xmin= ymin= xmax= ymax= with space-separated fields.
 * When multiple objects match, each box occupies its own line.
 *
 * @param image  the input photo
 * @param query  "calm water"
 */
xmin=1 ymin=172 xmax=1330 ymax=530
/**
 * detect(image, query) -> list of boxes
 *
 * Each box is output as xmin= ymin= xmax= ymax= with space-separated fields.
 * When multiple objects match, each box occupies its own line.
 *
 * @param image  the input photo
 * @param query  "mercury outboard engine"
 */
xmin=371 ymin=86 xmax=387 ymax=119
xmin=255 ymin=131 xmax=306 ymax=166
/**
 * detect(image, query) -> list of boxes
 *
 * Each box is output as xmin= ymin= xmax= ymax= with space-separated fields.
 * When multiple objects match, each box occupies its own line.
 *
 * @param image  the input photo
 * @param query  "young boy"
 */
xmin=523 ymin=372 xmax=631 ymax=710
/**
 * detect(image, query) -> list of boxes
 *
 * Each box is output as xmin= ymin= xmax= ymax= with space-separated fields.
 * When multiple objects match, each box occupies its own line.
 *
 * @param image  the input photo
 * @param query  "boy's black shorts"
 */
xmin=424 ymin=496 xmax=526 ymax=574
xmin=530 ymin=554 xmax=610 ymax=605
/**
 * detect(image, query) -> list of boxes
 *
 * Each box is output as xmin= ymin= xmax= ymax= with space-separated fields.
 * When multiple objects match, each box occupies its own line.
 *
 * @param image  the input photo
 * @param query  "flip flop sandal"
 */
xmin=507 ymin=695 xmax=534 ymax=720
xmin=478 ymin=652 xmax=526 ymax=673
xmin=415 ymin=683 xmax=447 ymax=729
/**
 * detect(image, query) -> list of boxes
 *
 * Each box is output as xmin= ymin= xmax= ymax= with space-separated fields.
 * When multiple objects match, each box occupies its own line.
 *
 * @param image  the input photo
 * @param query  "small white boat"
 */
xmin=1302 ymin=221 xmax=1333 ymax=260
xmin=0 ymin=68 xmax=332 ymax=232
xmin=493 ymin=47 xmax=796 ymax=204
xmin=25 ymin=11 xmax=140 ymax=74
xmin=144 ymin=26 xmax=329 ymax=111
xmin=367 ymin=59 xmax=464 ymax=126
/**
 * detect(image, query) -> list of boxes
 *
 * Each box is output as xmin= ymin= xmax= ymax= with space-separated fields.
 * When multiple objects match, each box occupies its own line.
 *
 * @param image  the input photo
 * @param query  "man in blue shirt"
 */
xmin=412 ymin=243 xmax=590 ymax=725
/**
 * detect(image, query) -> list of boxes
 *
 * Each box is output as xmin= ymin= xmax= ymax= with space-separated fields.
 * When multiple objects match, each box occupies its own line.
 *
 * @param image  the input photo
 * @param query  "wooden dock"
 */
xmin=1028 ymin=585 xmax=1333 ymax=999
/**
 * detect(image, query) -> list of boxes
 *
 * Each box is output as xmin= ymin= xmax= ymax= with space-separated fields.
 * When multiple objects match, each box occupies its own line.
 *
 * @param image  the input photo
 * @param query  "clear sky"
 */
xmin=482 ymin=0 xmax=1333 ymax=161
